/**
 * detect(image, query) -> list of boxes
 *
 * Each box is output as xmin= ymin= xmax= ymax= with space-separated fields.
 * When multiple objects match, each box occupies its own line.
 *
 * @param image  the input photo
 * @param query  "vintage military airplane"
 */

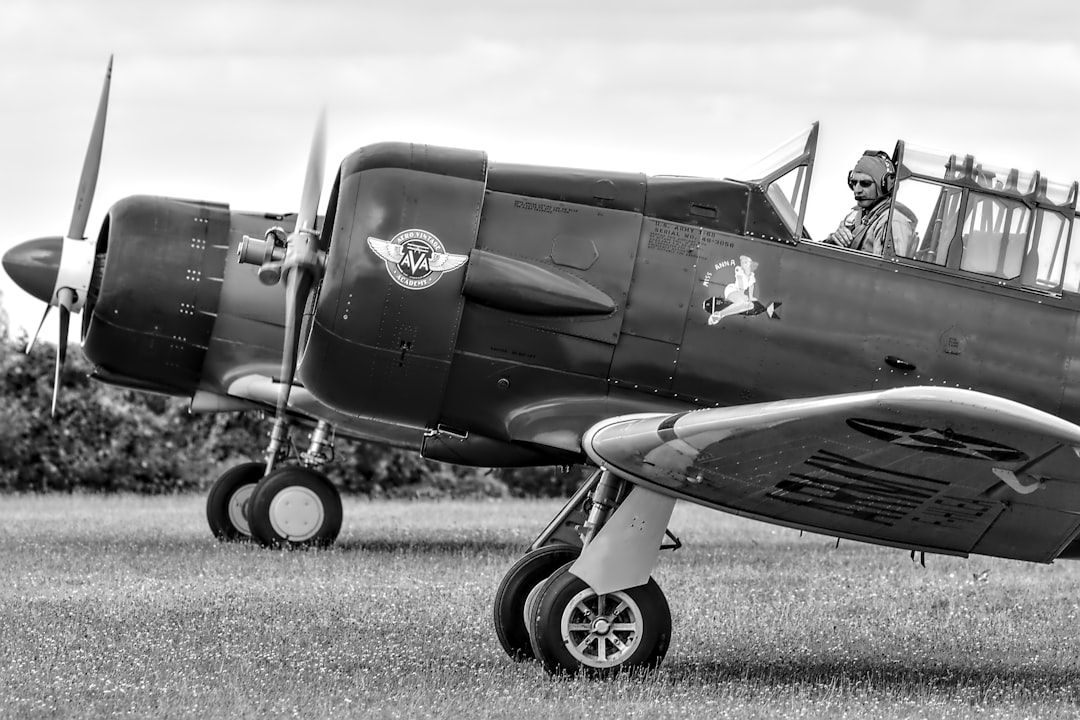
xmin=7 ymin=59 xmax=1080 ymax=676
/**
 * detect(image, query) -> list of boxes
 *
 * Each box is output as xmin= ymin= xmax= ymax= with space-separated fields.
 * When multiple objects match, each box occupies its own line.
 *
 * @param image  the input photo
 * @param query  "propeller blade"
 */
xmin=26 ymin=305 xmax=51 ymax=354
xmin=49 ymin=288 xmax=77 ymax=417
xmin=52 ymin=305 xmax=71 ymax=418
xmin=295 ymin=109 xmax=326 ymax=235
xmin=67 ymin=55 xmax=113 ymax=241
xmin=261 ymin=109 xmax=327 ymax=472
xmin=275 ymin=267 xmax=315 ymax=418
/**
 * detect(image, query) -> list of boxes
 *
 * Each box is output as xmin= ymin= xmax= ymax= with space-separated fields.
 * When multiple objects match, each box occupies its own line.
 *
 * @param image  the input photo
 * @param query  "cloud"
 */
xmin=3 ymin=0 xmax=1080 ymax=336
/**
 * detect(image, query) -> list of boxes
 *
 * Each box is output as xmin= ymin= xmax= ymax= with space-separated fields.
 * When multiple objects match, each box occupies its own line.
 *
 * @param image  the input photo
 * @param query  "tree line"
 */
xmin=0 ymin=303 xmax=586 ymax=497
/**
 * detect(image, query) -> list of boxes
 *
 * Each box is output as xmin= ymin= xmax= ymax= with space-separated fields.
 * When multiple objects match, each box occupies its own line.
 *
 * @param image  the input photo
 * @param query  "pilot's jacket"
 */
xmin=835 ymin=200 xmax=917 ymax=257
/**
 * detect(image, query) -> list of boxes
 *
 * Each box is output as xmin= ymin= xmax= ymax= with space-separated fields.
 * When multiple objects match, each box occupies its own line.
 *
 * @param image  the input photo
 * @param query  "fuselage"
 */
xmin=31 ymin=134 xmax=1080 ymax=560
xmin=74 ymin=141 xmax=1080 ymax=473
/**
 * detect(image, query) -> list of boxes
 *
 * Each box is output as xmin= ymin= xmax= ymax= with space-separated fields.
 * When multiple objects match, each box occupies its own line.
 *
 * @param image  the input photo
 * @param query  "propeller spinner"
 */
xmin=1 ymin=56 xmax=112 ymax=415
xmin=237 ymin=111 xmax=328 ymax=471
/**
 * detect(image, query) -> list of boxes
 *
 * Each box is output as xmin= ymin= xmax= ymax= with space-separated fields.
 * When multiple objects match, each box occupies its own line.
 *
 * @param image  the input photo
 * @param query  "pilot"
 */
xmin=825 ymin=150 xmax=916 ymax=257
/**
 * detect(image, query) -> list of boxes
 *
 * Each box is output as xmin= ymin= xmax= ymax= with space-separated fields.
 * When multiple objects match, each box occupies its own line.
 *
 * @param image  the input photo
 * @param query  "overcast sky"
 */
xmin=3 ymin=0 xmax=1080 ymax=339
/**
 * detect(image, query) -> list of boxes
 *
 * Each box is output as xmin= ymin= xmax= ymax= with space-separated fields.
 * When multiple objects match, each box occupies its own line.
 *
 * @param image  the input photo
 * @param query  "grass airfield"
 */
xmin=1 ymin=495 xmax=1078 ymax=719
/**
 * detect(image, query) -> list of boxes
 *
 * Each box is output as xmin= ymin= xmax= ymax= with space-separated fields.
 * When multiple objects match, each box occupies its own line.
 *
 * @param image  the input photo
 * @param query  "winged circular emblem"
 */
xmin=367 ymin=229 xmax=469 ymax=290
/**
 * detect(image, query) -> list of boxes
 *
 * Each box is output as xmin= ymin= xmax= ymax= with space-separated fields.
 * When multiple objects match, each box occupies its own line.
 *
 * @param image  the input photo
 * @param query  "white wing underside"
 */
xmin=582 ymin=386 xmax=1080 ymax=562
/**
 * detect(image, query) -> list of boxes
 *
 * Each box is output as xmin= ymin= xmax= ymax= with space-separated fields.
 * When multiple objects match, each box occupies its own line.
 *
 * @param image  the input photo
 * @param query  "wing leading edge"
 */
xmin=583 ymin=387 xmax=1080 ymax=562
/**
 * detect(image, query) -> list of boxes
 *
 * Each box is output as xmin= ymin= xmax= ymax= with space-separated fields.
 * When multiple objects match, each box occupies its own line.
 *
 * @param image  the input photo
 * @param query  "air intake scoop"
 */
xmin=462 ymin=249 xmax=616 ymax=316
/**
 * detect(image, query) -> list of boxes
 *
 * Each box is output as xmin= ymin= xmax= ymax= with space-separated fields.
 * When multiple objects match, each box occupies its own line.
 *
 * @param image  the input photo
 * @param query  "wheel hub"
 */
xmin=268 ymin=486 xmax=325 ymax=541
xmin=561 ymin=588 xmax=644 ymax=668
xmin=227 ymin=484 xmax=257 ymax=536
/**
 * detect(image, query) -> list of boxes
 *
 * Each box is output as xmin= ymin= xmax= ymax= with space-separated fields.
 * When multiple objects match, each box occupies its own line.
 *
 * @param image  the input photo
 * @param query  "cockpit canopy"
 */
xmin=892 ymin=142 xmax=1079 ymax=294
xmin=742 ymin=123 xmax=1080 ymax=297
xmin=737 ymin=123 xmax=818 ymax=243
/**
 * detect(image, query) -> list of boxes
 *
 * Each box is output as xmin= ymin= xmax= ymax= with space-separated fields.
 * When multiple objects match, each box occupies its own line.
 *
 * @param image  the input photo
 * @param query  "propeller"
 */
xmin=2 ymin=56 xmax=112 ymax=415
xmin=237 ymin=111 xmax=327 ymax=471
xmin=277 ymin=112 xmax=326 ymax=419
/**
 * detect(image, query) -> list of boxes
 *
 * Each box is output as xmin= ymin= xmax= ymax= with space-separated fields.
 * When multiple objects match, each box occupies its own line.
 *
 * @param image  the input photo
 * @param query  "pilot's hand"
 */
xmin=829 ymin=227 xmax=854 ymax=247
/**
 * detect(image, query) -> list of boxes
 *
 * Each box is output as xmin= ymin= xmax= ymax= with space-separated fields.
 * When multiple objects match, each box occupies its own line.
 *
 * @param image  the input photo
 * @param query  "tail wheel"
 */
xmin=493 ymin=544 xmax=581 ymax=661
xmin=205 ymin=462 xmax=264 ymax=541
xmin=248 ymin=466 xmax=342 ymax=548
xmin=530 ymin=563 xmax=671 ymax=676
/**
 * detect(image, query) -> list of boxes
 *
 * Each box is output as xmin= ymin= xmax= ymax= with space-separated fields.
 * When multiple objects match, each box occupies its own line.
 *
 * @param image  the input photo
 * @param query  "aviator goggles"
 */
xmin=848 ymin=178 xmax=876 ymax=189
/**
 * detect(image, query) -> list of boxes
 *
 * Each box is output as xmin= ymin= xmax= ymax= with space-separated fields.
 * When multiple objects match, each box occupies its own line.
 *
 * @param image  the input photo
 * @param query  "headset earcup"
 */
xmin=882 ymin=171 xmax=895 ymax=194
xmin=875 ymin=152 xmax=896 ymax=194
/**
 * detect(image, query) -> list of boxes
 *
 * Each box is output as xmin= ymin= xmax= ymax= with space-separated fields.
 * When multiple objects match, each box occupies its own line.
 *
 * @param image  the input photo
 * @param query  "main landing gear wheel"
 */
xmin=493 ymin=544 xmax=582 ymax=661
xmin=205 ymin=462 xmax=264 ymax=541
xmin=248 ymin=466 xmax=342 ymax=548
xmin=530 ymin=563 xmax=671 ymax=677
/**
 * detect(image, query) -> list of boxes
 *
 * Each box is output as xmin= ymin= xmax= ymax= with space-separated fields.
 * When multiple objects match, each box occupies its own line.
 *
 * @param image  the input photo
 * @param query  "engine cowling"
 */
xmin=298 ymin=143 xmax=488 ymax=427
xmin=81 ymin=195 xmax=231 ymax=395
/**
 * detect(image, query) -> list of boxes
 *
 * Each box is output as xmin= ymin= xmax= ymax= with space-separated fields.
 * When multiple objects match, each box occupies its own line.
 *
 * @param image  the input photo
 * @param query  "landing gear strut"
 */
xmin=493 ymin=468 xmax=678 ymax=675
xmin=204 ymin=419 xmax=344 ymax=548
xmin=248 ymin=419 xmax=342 ymax=548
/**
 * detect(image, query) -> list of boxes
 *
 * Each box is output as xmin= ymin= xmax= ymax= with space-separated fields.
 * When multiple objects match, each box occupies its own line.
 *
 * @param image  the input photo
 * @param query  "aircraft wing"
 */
xmin=583 ymin=387 xmax=1080 ymax=563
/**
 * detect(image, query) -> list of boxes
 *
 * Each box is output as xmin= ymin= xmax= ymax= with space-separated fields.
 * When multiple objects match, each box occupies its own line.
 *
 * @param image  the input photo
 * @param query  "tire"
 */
xmin=493 ymin=544 xmax=581 ymax=661
xmin=247 ymin=466 xmax=342 ymax=548
xmin=530 ymin=563 xmax=671 ymax=677
xmin=205 ymin=462 xmax=264 ymax=541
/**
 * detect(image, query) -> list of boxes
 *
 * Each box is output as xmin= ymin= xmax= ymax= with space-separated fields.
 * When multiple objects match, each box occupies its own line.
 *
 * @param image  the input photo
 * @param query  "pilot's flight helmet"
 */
xmin=848 ymin=150 xmax=896 ymax=195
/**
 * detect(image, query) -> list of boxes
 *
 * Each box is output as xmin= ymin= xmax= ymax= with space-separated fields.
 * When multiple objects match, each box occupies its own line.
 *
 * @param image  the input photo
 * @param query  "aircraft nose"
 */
xmin=2 ymin=236 xmax=62 ymax=304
